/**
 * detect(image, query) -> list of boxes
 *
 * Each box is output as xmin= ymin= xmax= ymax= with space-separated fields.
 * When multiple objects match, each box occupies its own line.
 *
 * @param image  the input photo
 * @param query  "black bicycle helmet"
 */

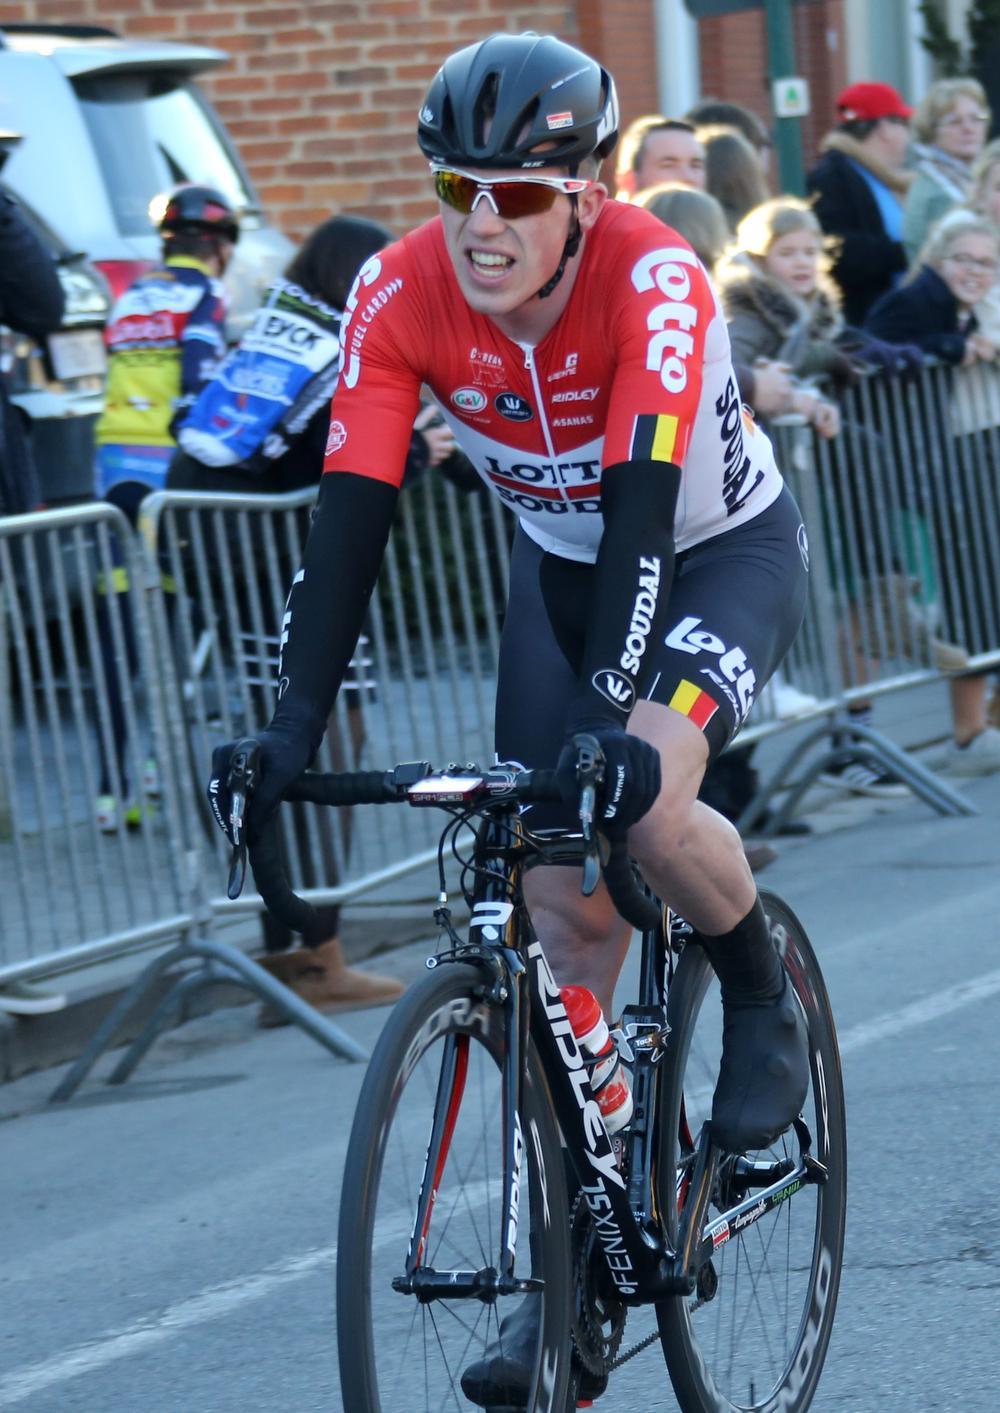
xmin=417 ymin=32 xmax=619 ymax=171
xmin=158 ymin=183 xmax=240 ymax=245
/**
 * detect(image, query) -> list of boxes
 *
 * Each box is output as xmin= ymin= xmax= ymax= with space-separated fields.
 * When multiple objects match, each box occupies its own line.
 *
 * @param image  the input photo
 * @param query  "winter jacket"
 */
xmin=864 ymin=264 xmax=974 ymax=365
xmin=806 ymin=135 xmax=911 ymax=326
xmin=902 ymin=143 xmax=972 ymax=262
xmin=0 ymin=190 xmax=65 ymax=515
xmin=715 ymin=252 xmax=853 ymax=390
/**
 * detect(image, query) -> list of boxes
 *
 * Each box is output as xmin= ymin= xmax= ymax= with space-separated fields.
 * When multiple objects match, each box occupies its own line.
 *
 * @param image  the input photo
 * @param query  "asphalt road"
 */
xmin=2 ymin=770 xmax=999 ymax=1412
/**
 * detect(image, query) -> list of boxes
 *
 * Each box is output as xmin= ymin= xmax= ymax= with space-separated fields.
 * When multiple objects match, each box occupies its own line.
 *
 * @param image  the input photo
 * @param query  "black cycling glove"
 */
xmin=207 ymin=719 xmax=315 ymax=848
xmin=556 ymin=724 xmax=661 ymax=836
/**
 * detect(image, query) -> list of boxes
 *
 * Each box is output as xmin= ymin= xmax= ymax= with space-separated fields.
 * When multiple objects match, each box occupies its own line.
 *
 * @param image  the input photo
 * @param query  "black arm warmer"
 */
xmin=566 ymin=458 xmax=681 ymax=729
xmin=270 ymin=471 xmax=399 ymax=755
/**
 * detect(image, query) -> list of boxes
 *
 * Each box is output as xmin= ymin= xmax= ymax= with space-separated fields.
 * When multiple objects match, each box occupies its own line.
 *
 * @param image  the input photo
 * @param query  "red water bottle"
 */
xmin=560 ymin=985 xmax=633 ymax=1135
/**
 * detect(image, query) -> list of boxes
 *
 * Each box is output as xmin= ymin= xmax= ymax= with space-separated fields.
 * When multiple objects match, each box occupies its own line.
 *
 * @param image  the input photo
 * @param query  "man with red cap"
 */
xmin=806 ymin=80 xmax=914 ymax=324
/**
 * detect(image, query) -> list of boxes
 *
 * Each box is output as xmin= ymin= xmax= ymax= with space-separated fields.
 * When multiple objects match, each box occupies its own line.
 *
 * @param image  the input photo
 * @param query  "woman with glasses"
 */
xmin=865 ymin=209 xmax=1000 ymax=776
xmin=904 ymin=78 xmax=992 ymax=261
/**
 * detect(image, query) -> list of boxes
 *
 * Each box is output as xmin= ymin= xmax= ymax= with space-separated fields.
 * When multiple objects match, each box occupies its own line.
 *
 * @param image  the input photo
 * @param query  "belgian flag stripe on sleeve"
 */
xmin=630 ymin=413 xmax=679 ymax=464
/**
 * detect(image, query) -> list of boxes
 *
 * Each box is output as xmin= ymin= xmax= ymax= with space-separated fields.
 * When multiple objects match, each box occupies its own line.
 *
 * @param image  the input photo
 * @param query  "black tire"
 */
xmin=337 ymin=962 xmax=572 ymax=1413
xmin=655 ymin=891 xmax=847 ymax=1412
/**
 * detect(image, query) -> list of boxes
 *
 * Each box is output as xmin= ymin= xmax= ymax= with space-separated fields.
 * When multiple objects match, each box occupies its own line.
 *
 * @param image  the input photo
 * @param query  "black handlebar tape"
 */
xmin=602 ymin=839 xmax=663 ymax=934
xmin=283 ymin=771 xmax=397 ymax=806
xmin=514 ymin=769 xmax=561 ymax=803
xmin=248 ymin=816 xmax=319 ymax=939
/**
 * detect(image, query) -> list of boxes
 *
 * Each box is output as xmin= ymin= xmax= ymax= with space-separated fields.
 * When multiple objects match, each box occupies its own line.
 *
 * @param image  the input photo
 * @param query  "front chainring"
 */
xmin=570 ymin=1193 xmax=627 ymax=1378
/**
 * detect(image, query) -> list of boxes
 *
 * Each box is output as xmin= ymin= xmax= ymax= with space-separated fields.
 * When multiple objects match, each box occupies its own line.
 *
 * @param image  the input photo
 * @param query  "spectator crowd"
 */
xmin=3 ymin=60 xmax=1000 ymax=1020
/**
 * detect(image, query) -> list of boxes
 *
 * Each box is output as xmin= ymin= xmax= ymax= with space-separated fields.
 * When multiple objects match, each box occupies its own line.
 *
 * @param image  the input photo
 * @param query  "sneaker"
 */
xmin=94 ymin=795 xmax=145 ymax=833
xmin=0 ymin=979 xmax=68 ymax=1015
xmin=141 ymin=757 xmax=161 ymax=798
xmin=710 ymin=973 xmax=809 ymax=1153
xmin=761 ymin=677 xmax=819 ymax=719
xmin=95 ymin=794 xmax=119 ymax=833
xmin=819 ymin=760 xmax=910 ymax=798
xmin=942 ymin=727 xmax=1000 ymax=777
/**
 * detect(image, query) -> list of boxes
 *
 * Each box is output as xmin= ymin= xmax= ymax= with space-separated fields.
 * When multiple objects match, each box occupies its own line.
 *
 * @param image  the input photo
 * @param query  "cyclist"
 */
xmin=208 ymin=31 xmax=810 ymax=1405
xmin=94 ymin=182 xmax=236 ymax=830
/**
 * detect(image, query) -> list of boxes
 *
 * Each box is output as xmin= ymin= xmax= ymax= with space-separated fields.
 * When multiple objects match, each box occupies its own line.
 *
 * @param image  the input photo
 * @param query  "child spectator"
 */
xmin=715 ymin=197 xmax=847 ymax=439
xmin=904 ymin=79 xmax=991 ymax=261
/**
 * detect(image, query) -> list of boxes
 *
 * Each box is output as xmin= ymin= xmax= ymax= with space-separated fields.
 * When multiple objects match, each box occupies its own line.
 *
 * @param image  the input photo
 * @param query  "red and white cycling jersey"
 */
xmin=323 ymin=199 xmax=782 ymax=562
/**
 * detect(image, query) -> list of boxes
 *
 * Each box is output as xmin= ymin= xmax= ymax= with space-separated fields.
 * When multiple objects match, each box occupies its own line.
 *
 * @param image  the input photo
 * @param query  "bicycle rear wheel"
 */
xmin=337 ymin=962 xmax=571 ymax=1413
xmin=655 ymin=891 xmax=847 ymax=1412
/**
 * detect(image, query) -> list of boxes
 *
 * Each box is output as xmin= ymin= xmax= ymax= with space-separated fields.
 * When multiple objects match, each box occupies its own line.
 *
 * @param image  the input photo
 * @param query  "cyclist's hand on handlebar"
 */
xmin=207 ymin=722 xmax=314 ymax=847
xmin=556 ymin=724 xmax=661 ymax=836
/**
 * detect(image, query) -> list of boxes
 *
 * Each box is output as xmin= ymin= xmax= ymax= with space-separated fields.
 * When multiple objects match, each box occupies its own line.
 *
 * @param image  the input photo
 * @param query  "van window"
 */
xmin=75 ymin=73 xmax=255 ymax=236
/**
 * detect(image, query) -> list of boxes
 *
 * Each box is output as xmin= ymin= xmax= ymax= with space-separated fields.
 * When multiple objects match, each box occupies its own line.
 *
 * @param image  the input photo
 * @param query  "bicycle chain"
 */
xmin=607 ymin=1291 xmax=709 ymax=1371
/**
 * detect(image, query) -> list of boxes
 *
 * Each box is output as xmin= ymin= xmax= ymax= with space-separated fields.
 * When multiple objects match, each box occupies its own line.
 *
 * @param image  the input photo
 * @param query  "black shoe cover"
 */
xmin=710 ymin=972 xmax=809 ymax=1153
xmin=460 ymin=1292 xmax=607 ymax=1410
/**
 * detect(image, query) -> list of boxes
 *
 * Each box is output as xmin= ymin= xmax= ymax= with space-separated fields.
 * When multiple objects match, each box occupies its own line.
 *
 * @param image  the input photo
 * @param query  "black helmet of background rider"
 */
xmin=417 ymin=32 xmax=619 ymax=298
xmin=155 ymin=183 xmax=240 ymax=267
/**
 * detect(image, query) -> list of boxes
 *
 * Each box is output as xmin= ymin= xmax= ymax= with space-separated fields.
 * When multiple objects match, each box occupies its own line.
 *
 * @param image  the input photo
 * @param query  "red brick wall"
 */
xmin=697 ymin=0 xmax=847 ymax=175
xmin=2 ymin=0 xmax=588 ymax=240
xmin=3 ymin=0 xmax=846 ymax=236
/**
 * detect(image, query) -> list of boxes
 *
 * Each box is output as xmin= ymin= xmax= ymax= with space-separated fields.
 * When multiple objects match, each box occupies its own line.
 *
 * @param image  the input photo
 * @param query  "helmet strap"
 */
xmin=536 ymin=195 xmax=582 ymax=300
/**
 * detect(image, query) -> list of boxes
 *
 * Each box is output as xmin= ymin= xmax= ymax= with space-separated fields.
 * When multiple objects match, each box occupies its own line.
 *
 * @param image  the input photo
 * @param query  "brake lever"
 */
xmin=226 ymin=738 xmax=261 ymax=901
xmin=572 ymin=732 xmax=604 ymax=898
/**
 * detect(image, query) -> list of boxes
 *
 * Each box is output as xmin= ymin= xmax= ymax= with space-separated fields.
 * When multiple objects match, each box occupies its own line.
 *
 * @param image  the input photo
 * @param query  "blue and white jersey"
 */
xmin=178 ymin=279 xmax=342 ymax=468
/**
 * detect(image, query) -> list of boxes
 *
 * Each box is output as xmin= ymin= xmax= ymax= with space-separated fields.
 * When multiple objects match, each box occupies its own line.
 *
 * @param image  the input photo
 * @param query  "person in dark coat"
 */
xmin=0 ymin=148 xmax=65 ymax=516
xmin=806 ymin=82 xmax=914 ymax=326
xmin=168 ymin=214 xmax=456 ymax=1020
xmin=865 ymin=208 xmax=1000 ymax=777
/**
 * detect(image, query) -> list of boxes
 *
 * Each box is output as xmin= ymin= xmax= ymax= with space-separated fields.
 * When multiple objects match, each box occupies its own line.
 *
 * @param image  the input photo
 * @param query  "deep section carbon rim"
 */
xmin=336 ymin=963 xmax=571 ymax=1413
xmin=656 ymin=893 xmax=847 ymax=1411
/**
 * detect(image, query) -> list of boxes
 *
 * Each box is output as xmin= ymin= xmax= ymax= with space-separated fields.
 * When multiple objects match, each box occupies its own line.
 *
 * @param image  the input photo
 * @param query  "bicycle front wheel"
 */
xmin=336 ymin=962 xmax=571 ymax=1413
xmin=655 ymin=891 xmax=847 ymax=1412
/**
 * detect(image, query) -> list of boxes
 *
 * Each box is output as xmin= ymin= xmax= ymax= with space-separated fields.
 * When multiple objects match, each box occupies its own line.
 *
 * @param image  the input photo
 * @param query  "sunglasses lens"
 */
xmin=433 ymin=170 xmax=561 ymax=218
xmin=434 ymin=170 xmax=477 ymax=211
xmin=493 ymin=182 xmax=559 ymax=217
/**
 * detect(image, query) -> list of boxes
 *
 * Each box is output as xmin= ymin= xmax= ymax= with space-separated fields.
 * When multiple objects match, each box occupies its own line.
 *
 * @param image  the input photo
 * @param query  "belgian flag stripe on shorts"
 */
xmin=668 ymin=679 xmax=719 ymax=730
xmin=630 ymin=413 xmax=679 ymax=463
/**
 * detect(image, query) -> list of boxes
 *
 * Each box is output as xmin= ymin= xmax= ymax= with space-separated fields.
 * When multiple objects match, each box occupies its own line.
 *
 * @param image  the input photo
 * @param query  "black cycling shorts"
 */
xmin=495 ymin=486 xmax=809 ymax=825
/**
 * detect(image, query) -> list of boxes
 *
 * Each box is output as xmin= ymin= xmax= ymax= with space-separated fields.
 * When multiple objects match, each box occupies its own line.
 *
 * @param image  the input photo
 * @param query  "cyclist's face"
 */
xmin=438 ymin=164 xmax=607 ymax=318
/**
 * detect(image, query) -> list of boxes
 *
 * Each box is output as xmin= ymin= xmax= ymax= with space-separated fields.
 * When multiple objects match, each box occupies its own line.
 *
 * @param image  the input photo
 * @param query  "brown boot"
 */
xmin=255 ymin=938 xmax=404 ymax=1027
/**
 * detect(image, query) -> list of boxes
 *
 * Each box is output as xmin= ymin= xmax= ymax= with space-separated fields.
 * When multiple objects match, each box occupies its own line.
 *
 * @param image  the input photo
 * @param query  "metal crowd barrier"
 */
xmin=2 ymin=358 xmax=996 ymax=1089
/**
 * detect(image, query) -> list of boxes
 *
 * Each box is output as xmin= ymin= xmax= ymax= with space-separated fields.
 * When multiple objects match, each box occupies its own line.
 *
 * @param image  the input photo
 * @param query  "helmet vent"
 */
xmin=473 ymin=70 xmax=500 ymax=149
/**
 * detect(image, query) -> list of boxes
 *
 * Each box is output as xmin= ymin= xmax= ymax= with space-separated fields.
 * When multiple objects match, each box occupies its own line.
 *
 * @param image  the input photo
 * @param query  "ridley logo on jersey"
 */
xmin=452 ymin=386 xmax=488 ymax=413
xmin=495 ymin=392 xmax=533 ymax=422
xmin=551 ymin=387 xmax=599 ymax=403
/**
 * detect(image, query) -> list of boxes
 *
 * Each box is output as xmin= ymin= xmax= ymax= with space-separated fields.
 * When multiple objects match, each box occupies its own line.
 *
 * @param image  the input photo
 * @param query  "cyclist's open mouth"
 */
xmin=467 ymin=248 xmax=515 ymax=281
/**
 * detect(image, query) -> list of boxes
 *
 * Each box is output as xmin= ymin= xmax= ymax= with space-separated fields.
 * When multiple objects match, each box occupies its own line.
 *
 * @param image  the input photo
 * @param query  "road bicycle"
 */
xmin=228 ymin=736 xmax=846 ymax=1412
